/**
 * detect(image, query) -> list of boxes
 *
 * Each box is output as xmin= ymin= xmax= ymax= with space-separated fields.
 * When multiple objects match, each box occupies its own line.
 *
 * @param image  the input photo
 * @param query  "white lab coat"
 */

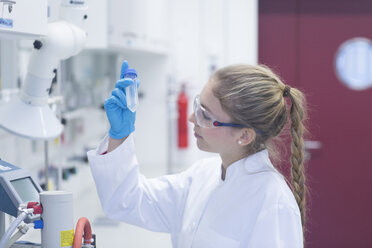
xmin=88 ymin=134 xmax=303 ymax=248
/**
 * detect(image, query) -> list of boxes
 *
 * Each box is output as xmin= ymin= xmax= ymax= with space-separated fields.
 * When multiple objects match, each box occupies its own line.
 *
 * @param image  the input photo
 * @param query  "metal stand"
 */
xmin=44 ymin=141 xmax=49 ymax=190
xmin=0 ymin=211 xmax=5 ymax=239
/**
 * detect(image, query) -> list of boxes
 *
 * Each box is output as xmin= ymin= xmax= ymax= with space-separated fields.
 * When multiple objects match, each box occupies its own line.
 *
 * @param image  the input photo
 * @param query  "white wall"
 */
xmin=225 ymin=0 xmax=258 ymax=65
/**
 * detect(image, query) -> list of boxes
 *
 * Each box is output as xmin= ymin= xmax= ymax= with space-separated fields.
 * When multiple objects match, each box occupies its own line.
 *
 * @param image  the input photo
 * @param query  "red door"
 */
xmin=259 ymin=1 xmax=372 ymax=247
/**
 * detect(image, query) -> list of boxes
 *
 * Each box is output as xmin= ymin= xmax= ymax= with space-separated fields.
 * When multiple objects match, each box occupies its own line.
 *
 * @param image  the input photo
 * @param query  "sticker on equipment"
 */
xmin=61 ymin=229 xmax=74 ymax=247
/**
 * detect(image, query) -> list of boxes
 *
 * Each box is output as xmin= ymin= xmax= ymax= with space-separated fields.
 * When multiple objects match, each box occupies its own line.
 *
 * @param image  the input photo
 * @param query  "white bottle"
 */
xmin=123 ymin=68 xmax=138 ymax=112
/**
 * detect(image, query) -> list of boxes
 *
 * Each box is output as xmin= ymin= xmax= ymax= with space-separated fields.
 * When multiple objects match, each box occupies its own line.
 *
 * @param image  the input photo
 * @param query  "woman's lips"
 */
xmin=194 ymin=131 xmax=202 ymax=139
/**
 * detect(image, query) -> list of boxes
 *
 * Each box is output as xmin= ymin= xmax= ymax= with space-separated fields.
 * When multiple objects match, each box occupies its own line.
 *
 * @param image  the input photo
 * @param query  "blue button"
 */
xmin=33 ymin=219 xmax=44 ymax=229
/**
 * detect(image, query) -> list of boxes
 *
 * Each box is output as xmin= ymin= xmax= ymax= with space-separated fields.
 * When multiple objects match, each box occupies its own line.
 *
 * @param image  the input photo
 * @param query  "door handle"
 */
xmin=304 ymin=140 xmax=322 ymax=161
xmin=304 ymin=140 xmax=322 ymax=150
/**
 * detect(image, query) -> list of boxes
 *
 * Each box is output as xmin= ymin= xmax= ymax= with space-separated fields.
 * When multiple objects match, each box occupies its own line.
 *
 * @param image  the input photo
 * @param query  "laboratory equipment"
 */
xmin=0 ymin=0 xmax=47 ymax=39
xmin=0 ymin=159 xmax=94 ymax=248
xmin=0 ymin=159 xmax=42 ymax=248
xmin=0 ymin=159 xmax=42 ymax=218
xmin=0 ymin=0 xmax=88 ymax=140
xmin=39 ymin=191 xmax=74 ymax=248
xmin=123 ymin=68 xmax=139 ymax=112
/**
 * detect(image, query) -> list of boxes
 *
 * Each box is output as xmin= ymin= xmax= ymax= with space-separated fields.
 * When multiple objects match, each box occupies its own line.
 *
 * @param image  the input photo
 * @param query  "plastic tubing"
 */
xmin=6 ymin=229 xmax=25 ymax=248
xmin=0 ymin=211 xmax=28 ymax=248
xmin=73 ymin=217 xmax=92 ymax=248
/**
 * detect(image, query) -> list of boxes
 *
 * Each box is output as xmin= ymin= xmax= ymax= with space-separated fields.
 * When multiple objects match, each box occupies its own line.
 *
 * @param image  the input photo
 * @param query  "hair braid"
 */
xmin=288 ymin=88 xmax=308 ymax=241
xmin=213 ymin=64 xmax=309 ymax=244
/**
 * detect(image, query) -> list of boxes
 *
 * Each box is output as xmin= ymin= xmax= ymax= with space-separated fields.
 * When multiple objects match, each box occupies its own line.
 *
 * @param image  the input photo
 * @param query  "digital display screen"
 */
xmin=10 ymin=177 xmax=40 ymax=203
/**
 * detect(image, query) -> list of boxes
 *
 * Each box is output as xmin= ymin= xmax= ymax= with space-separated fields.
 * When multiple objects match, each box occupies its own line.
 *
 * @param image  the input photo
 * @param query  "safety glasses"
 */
xmin=193 ymin=95 xmax=245 ymax=128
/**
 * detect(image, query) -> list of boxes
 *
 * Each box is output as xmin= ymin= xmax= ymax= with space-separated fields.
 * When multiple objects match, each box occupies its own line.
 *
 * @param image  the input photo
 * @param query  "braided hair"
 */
xmin=212 ymin=64 xmax=308 ymax=244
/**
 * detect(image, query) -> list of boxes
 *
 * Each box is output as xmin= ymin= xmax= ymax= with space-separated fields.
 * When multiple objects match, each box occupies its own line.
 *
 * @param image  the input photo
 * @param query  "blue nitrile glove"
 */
xmin=104 ymin=61 xmax=136 ymax=139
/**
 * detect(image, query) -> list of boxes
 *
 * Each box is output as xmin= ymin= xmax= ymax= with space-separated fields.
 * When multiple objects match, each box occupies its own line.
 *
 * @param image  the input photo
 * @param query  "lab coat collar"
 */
xmin=243 ymin=149 xmax=276 ymax=174
xmin=223 ymin=149 xmax=276 ymax=181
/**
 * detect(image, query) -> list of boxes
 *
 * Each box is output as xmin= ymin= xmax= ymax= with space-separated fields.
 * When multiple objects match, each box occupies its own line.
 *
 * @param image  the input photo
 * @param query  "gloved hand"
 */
xmin=104 ymin=61 xmax=136 ymax=139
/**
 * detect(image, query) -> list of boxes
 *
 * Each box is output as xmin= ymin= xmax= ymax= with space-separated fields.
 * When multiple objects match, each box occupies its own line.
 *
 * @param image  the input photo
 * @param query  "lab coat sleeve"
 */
xmin=246 ymin=204 xmax=303 ymax=248
xmin=87 ymin=134 xmax=192 ymax=234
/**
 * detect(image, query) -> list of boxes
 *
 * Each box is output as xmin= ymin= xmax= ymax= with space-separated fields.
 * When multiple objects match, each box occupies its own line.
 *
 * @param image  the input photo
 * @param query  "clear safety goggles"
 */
xmin=193 ymin=95 xmax=246 ymax=128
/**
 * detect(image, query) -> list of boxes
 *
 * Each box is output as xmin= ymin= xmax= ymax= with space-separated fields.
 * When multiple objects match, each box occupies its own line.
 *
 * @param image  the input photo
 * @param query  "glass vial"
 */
xmin=123 ymin=68 xmax=138 ymax=112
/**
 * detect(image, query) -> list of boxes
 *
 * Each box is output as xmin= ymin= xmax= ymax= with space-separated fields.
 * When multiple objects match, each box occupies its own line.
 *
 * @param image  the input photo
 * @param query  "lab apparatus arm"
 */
xmin=21 ymin=6 xmax=86 ymax=108
xmin=87 ymin=134 xmax=192 ymax=233
xmin=0 ymin=1 xmax=88 ymax=140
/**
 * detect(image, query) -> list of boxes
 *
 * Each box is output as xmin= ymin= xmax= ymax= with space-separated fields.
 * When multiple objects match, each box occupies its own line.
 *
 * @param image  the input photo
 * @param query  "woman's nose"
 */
xmin=188 ymin=112 xmax=196 ymax=124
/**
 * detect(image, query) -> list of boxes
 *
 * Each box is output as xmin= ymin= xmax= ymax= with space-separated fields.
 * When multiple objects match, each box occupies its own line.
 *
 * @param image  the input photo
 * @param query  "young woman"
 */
xmin=88 ymin=61 xmax=307 ymax=248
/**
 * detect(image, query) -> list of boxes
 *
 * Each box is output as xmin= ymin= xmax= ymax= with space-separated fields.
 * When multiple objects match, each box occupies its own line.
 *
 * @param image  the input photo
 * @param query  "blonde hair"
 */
xmin=212 ymin=64 xmax=308 ymax=242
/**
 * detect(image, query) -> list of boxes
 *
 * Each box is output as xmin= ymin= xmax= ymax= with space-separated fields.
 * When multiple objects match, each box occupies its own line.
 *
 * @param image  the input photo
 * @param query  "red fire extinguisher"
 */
xmin=177 ymin=84 xmax=188 ymax=148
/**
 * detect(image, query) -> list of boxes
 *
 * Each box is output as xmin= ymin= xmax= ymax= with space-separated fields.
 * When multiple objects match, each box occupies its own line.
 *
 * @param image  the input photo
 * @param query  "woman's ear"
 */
xmin=238 ymin=128 xmax=256 ymax=146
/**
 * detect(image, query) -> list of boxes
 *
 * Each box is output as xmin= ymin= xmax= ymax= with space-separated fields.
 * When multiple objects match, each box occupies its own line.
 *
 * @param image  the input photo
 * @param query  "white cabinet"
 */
xmin=143 ymin=0 xmax=170 ymax=52
xmin=85 ymin=0 xmax=170 ymax=54
xmin=109 ymin=0 xmax=170 ymax=53
xmin=108 ymin=0 xmax=145 ymax=49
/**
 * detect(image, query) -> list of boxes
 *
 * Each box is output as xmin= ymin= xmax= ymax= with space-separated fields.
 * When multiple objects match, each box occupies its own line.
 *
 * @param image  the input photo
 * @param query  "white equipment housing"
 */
xmin=40 ymin=191 xmax=74 ymax=248
xmin=0 ymin=0 xmax=48 ymax=39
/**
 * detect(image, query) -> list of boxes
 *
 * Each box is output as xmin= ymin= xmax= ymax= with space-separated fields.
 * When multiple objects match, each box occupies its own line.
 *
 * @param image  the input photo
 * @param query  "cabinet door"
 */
xmin=109 ymin=0 xmax=146 ymax=48
xmin=145 ymin=0 xmax=170 ymax=48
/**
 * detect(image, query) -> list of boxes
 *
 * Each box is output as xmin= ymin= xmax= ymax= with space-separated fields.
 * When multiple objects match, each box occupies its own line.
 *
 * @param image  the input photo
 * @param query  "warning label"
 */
xmin=61 ymin=229 xmax=74 ymax=247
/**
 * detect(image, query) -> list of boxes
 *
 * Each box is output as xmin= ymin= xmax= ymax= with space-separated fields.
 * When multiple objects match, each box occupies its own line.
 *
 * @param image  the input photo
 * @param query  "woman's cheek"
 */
xmin=202 ymin=128 xmax=225 ymax=141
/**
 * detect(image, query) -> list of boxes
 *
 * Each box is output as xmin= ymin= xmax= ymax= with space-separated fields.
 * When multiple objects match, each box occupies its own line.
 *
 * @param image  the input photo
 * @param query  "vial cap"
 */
xmin=123 ymin=68 xmax=137 ymax=78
